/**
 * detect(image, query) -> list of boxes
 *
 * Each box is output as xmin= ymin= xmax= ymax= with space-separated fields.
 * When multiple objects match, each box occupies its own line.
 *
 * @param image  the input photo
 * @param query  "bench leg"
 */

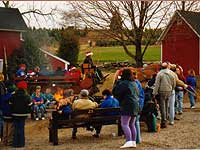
xmin=49 ymin=126 xmax=53 ymax=142
xmin=52 ymin=125 xmax=58 ymax=145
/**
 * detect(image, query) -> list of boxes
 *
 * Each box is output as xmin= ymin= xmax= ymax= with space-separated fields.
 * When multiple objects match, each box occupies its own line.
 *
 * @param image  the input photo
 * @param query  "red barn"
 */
xmin=41 ymin=49 xmax=70 ymax=71
xmin=0 ymin=7 xmax=27 ymax=72
xmin=159 ymin=10 xmax=200 ymax=75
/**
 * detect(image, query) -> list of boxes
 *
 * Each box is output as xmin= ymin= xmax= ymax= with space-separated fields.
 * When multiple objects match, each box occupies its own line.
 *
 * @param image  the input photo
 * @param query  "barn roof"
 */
xmin=40 ymin=49 xmax=70 ymax=65
xmin=0 ymin=7 xmax=27 ymax=32
xmin=158 ymin=10 xmax=200 ymax=41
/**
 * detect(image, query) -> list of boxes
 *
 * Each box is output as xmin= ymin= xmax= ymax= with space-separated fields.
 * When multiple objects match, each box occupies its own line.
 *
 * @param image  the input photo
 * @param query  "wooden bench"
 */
xmin=48 ymin=107 xmax=122 ymax=145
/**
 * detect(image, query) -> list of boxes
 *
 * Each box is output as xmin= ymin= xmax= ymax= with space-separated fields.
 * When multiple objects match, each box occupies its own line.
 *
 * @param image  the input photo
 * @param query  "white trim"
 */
xmin=158 ymin=11 xmax=200 ymax=42
xmin=40 ymin=49 xmax=70 ymax=67
xmin=177 ymin=11 xmax=200 ymax=38
xmin=0 ymin=28 xmax=26 ymax=32
xmin=158 ymin=12 xmax=178 ymax=42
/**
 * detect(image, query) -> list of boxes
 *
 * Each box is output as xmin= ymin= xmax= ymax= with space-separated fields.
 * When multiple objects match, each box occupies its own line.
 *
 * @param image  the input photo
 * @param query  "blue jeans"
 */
xmin=188 ymin=93 xmax=195 ymax=107
xmin=169 ymin=90 xmax=175 ymax=122
xmin=175 ymin=91 xmax=183 ymax=112
xmin=135 ymin=115 xmax=141 ymax=144
xmin=13 ymin=117 xmax=25 ymax=147
xmin=33 ymin=104 xmax=45 ymax=118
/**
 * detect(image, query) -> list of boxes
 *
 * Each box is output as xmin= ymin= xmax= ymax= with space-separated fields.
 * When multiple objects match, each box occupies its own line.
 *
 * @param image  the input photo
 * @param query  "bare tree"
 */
xmin=70 ymin=1 xmax=175 ymax=66
xmin=1 ymin=1 xmax=57 ymax=28
xmin=173 ymin=1 xmax=200 ymax=11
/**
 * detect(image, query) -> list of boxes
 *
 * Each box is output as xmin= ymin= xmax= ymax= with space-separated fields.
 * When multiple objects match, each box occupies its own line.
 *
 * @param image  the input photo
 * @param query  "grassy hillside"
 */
xmin=78 ymin=45 xmax=161 ymax=63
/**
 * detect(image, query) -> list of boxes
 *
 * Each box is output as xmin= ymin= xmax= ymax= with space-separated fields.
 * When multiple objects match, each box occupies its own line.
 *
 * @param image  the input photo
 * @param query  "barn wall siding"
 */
xmin=162 ymin=17 xmax=199 ymax=75
xmin=46 ymin=55 xmax=65 ymax=71
xmin=0 ymin=31 xmax=22 ymax=59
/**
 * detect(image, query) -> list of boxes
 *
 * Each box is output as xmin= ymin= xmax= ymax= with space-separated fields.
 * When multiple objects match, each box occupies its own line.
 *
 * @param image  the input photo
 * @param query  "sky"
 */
xmin=0 ymin=1 xmax=71 ymax=29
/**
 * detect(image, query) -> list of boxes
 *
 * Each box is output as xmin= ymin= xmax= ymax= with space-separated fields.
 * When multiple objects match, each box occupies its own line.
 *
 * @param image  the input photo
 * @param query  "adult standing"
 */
xmin=133 ymin=72 xmax=144 ymax=144
xmin=0 ymin=73 xmax=6 ymax=142
xmin=9 ymin=81 xmax=32 ymax=148
xmin=168 ymin=64 xmax=187 ymax=125
xmin=186 ymin=69 xmax=196 ymax=108
xmin=1 ymin=83 xmax=16 ymax=146
xmin=153 ymin=62 xmax=176 ymax=128
xmin=175 ymin=67 xmax=185 ymax=114
xmin=113 ymin=68 xmax=139 ymax=148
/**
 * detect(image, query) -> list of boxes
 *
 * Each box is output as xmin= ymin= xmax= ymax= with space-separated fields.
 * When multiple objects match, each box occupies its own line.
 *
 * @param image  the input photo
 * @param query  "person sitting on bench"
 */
xmin=71 ymin=89 xmax=98 ymax=139
xmin=93 ymin=89 xmax=119 ymax=138
xmin=32 ymin=86 xmax=45 ymax=120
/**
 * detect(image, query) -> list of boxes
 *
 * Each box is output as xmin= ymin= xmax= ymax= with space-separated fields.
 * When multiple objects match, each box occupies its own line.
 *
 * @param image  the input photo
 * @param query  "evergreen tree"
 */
xmin=7 ymin=31 xmax=45 ymax=79
xmin=57 ymin=29 xmax=80 ymax=66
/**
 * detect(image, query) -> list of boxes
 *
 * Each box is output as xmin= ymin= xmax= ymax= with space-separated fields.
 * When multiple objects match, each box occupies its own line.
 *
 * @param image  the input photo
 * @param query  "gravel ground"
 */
xmin=1 ymin=102 xmax=200 ymax=150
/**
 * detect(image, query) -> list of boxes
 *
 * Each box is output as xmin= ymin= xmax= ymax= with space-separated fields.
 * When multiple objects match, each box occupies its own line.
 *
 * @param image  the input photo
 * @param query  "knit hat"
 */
xmin=20 ymin=64 xmax=26 ymax=68
xmin=80 ymin=89 xmax=89 ymax=97
xmin=17 ymin=81 xmax=28 ymax=89
xmin=85 ymin=51 xmax=93 ymax=56
xmin=7 ymin=84 xmax=16 ymax=93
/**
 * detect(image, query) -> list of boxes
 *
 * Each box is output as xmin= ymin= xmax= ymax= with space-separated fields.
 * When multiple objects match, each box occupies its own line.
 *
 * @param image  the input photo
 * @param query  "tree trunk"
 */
xmin=135 ymin=39 xmax=143 ymax=67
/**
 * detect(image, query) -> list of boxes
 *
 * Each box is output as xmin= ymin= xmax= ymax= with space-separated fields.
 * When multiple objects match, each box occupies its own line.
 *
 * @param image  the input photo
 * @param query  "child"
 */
xmin=43 ymin=88 xmax=54 ymax=108
xmin=32 ymin=86 xmax=45 ymax=120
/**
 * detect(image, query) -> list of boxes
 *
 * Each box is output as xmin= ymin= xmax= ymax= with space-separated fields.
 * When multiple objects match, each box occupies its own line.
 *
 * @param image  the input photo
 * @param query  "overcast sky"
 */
xmin=0 ymin=1 xmax=71 ymax=29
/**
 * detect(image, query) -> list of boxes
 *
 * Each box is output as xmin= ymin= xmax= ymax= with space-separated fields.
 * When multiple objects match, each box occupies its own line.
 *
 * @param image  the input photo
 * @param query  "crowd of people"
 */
xmin=0 ymin=60 xmax=198 ymax=148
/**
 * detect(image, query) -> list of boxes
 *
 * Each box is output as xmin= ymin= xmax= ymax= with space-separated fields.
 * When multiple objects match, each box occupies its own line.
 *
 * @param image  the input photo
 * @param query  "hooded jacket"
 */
xmin=113 ymin=80 xmax=139 ymax=116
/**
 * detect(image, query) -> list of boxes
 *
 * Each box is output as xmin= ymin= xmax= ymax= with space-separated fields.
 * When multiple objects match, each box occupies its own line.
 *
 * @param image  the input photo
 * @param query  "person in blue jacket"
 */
xmin=186 ymin=69 xmax=197 ymax=108
xmin=133 ymin=72 xmax=144 ymax=144
xmin=93 ymin=89 xmax=119 ymax=138
xmin=0 ymin=83 xmax=16 ymax=146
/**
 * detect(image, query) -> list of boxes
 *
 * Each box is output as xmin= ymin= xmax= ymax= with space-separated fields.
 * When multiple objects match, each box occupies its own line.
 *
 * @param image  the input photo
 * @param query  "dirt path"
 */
xmin=1 ymin=102 xmax=200 ymax=150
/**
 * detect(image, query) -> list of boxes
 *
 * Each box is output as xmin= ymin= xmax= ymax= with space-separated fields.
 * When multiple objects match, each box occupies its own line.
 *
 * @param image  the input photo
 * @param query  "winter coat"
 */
xmin=112 ymin=80 xmax=139 ymax=116
xmin=153 ymin=69 xmax=176 ymax=95
xmin=186 ymin=76 xmax=196 ymax=89
xmin=135 ymin=80 xmax=145 ymax=111
xmin=0 ymin=93 xmax=13 ymax=119
xmin=100 ymin=96 xmax=119 ymax=108
xmin=100 ymin=96 xmax=119 ymax=115
xmin=9 ymin=89 xmax=32 ymax=117
xmin=72 ymin=98 xmax=98 ymax=111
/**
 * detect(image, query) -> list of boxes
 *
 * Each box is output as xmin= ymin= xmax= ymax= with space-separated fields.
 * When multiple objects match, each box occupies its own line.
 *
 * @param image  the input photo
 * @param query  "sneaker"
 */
xmin=120 ymin=141 xmax=136 ymax=149
xmin=191 ymin=106 xmax=195 ymax=109
xmin=132 ymin=141 xmax=137 ymax=147
xmin=169 ymin=121 xmax=174 ymax=125
xmin=35 ymin=118 xmax=39 ymax=121
xmin=41 ymin=117 xmax=45 ymax=120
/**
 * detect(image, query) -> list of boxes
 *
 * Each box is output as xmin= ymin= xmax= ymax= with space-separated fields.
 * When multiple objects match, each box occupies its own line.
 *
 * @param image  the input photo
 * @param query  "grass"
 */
xmin=78 ymin=45 xmax=161 ymax=63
